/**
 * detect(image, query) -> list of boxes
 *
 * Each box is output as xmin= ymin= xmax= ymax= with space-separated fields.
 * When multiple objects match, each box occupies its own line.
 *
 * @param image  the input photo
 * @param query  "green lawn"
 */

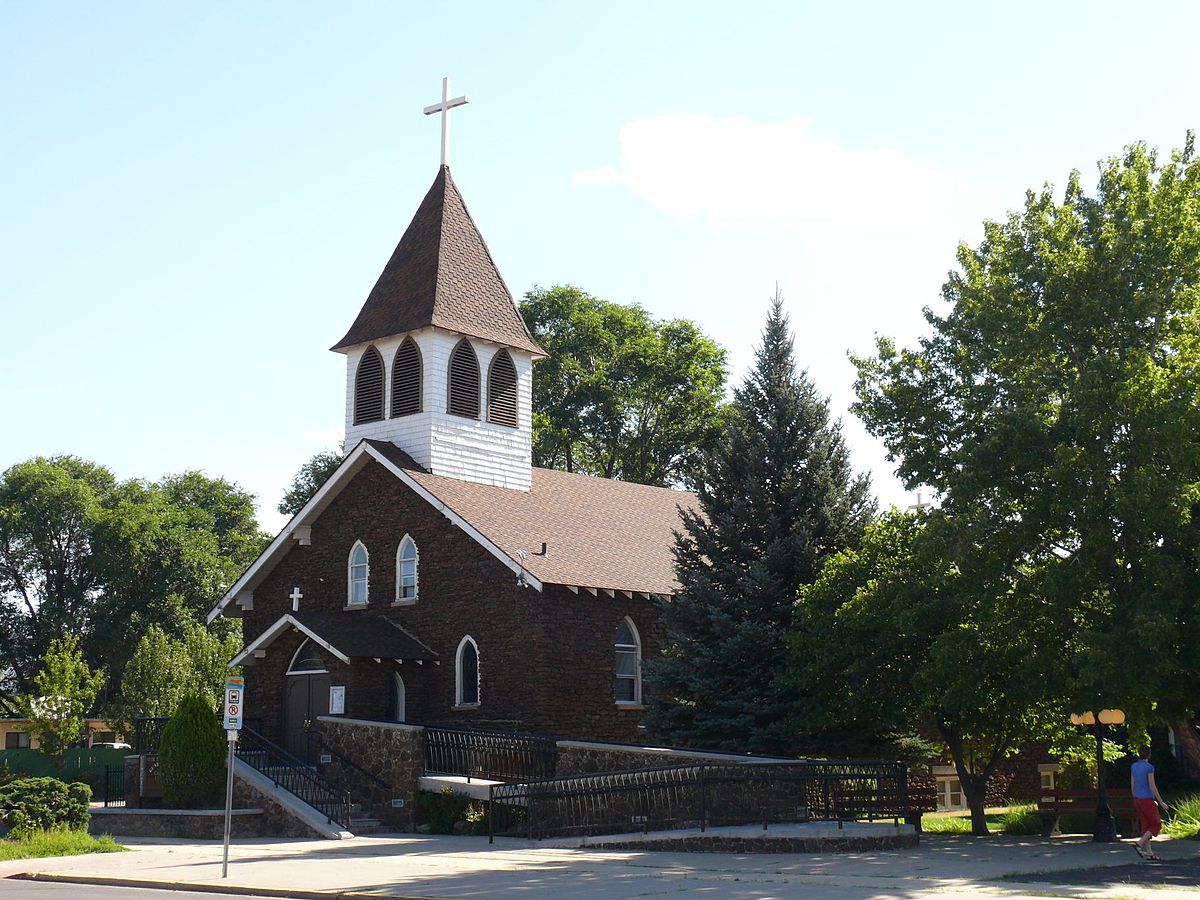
xmin=922 ymin=803 xmax=1041 ymax=835
xmin=0 ymin=829 xmax=126 ymax=861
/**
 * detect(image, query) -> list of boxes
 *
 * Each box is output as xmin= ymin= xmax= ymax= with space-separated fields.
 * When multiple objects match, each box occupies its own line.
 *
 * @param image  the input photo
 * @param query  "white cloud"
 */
xmin=572 ymin=113 xmax=960 ymax=235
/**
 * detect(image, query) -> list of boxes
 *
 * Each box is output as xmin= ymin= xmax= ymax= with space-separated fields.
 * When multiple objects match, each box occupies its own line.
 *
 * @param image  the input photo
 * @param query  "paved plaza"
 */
xmin=1 ymin=832 xmax=1197 ymax=899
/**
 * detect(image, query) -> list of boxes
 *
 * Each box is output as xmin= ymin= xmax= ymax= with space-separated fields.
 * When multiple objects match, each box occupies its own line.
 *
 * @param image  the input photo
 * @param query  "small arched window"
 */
xmin=387 ymin=672 xmax=406 ymax=722
xmin=615 ymin=618 xmax=641 ymax=705
xmin=354 ymin=346 xmax=385 ymax=424
xmin=447 ymin=339 xmax=480 ymax=419
xmin=396 ymin=535 xmax=419 ymax=602
xmin=288 ymin=639 xmax=327 ymax=674
xmin=347 ymin=541 xmax=369 ymax=605
xmin=487 ymin=350 xmax=518 ymax=428
xmin=456 ymin=636 xmax=480 ymax=707
xmin=391 ymin=337 xmax=422 ymax=418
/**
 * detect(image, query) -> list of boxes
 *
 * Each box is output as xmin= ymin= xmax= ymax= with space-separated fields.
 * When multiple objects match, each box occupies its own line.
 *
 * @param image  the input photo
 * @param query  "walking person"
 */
xmin=1132 ymin=745 xmax=1169 ymax=860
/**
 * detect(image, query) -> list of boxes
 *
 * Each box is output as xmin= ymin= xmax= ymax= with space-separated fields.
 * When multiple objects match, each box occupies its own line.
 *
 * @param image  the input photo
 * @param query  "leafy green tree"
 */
xmin=853 ymin=135 xmax=1200 ymax=771
xmin=158 ymin=692 xmax=225 ymax=808
xmin=0 ymin=456 xmax=265 ymax=696
xmin=520 ymin=285 xmax=729 ymax=487
xmin=115 ymin=623 xmax=242 ymax=724
xmin=16 ymin=636 xmax=105 ymax=775
xmin=645 ymin=293 xmax=874 ymax=753
xmin=794 ymin=511 xmax=1063 ymax=834
xmin=277 ymin=445 xmax=344 ymax=516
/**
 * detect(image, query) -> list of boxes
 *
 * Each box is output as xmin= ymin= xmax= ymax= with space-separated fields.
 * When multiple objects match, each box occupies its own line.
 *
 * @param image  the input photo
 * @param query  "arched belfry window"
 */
xmin=456 ymin=636 xmax=480 ymax=707
xmin=391 ymin=337 xmax=422 ymax=418
xmin=347 ymin=541 xmax=369 ymax=605
xmin=354 ymin=346 xmax=385 ymax=424
xmin=396 ymin=535 xmax=418 ymax=602
xmin=487 ymin=350 xmax=518 ymax=428
xmin=288 ymin=639 xmax=327 ymax=674
xmin=615 ymin=618 xmax=641 ymax=704
xmin=447 ymin=340 xmax=480 ymax=419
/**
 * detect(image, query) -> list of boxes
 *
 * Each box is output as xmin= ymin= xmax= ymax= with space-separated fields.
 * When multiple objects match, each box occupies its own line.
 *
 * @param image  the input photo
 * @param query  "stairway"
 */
xmin=235 ymin=728 xmax=356 ymax=833
xmin=348 ymin=802 xmax=387 ymax=835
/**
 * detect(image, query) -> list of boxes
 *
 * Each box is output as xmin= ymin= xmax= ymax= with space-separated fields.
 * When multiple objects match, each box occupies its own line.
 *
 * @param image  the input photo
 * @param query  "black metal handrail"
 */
xmin=236 ymin=726 xmax=352 ymax=829
xmin=425 ymin=725 xmax=557 ymax=782
xmin=488 ymin=759 xmax=911 ymax=841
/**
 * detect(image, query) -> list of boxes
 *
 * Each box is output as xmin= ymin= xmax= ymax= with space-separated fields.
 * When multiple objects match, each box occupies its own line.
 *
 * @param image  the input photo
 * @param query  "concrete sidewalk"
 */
xmin=1 ymin=832 xmax=1197 ymax=899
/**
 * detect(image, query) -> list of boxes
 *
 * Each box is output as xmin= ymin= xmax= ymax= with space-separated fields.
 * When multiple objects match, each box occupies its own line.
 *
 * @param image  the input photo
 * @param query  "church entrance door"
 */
xmin=283 ymin=639 xmax=331 ymax=764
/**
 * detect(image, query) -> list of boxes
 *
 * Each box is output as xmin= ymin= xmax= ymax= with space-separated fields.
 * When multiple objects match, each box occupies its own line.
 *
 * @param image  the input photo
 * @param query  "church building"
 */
xmin=207 ymin=165 xmax=696 ymax=756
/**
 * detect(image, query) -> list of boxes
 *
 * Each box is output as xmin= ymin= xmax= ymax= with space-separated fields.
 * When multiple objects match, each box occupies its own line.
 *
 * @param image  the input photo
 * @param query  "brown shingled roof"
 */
xmin=332 ymin=167 xmax=544 ymax=356
xmin=367 ymin=440 xmax=694 ymax=595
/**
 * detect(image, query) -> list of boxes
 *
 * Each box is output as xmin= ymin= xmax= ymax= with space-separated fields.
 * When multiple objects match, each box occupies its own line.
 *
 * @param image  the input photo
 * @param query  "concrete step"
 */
xmin=350 ymin=817 xmax=388 ymax=835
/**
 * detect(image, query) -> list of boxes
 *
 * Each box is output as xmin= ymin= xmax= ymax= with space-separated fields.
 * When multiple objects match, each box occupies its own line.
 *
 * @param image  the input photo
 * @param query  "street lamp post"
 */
xmin=1070 ymin=708 xmax=1125 ymax=843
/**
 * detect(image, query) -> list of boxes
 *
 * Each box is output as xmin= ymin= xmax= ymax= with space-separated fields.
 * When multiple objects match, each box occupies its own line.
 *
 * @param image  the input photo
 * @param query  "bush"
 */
xmin=158 ymin=693 xmax=225 ymax=808
xmin=416 ymin=788 xmax=471 ymax=834
xmin=0 ymin=777 xmax=91 ymax=837
xmin=996 ymin=803 xmax=1041 ymax=835
xmin=1166 ymin=794 xmax=1200 ymax=840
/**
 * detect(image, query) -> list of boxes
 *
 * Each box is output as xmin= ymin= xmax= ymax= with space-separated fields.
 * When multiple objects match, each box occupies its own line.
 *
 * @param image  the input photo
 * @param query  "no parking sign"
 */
xmin=223 ymin=676 xmax=244 ymax=731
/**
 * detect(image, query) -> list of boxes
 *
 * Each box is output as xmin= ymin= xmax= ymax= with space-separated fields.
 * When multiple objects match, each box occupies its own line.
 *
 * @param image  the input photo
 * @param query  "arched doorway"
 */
xmin=283 ymin=639 xmax=331 ymax=763
xmin=387 ymin=672 xmax=406 ymax=723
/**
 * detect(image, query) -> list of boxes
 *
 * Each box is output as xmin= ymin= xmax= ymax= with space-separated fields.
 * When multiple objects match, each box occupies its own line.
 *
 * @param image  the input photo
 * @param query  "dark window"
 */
xmin=354 ymin=346 xmax=385 ymax=424
xmin=457 ymin=637 xmax=479 ymax=706
xmin=487 ymin=350 xmax=518 ymax=428
xmin=290 ymin=639 xmax=326 ymax=673
xmin=5 ymin=731 xmax=30 ymax=749
xmin=615 ymin=619 xmax=640 ymax=703
xmin=447 ymin=340 xmax=480 ymax=419
xmin=396 ymin=536 xmax=418 ymax=600
xmin=391 ymin=338 xmax=422 ymax=417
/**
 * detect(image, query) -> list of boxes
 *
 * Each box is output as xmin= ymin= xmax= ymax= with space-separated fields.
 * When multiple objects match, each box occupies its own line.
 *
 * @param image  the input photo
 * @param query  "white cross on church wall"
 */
xmin=289 ymin=586 xmax=303 ymax=612
xmin=423 ymin=76 xmax=468 ymax=167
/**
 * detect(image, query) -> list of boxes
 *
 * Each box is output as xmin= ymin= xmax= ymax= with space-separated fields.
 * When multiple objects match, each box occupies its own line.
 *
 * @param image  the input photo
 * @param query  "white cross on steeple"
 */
xmin=423 ymin=76 xmax=469 ymax=167
xmin=289 ymin=586 xmax=303 ymax=612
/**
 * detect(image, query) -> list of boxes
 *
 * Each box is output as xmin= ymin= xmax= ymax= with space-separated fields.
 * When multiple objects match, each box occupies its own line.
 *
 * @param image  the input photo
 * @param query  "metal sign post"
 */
xmin=222 ymin=675 xmax=245 ymax=879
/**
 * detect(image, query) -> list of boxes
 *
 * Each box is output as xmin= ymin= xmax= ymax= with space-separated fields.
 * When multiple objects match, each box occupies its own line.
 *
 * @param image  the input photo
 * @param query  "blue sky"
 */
xmin=2 ymin=1 xmax=1197 ymax=531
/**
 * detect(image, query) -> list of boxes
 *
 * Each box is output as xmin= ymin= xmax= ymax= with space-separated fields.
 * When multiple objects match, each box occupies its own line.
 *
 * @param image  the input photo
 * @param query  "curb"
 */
xmin=8 ymin=872 xmax=442 ymax=900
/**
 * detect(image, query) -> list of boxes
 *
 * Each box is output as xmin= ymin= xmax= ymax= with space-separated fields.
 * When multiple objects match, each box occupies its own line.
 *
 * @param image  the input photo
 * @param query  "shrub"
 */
xmin=416 ymin=788 xmax=471 ymax=834
xmin=996 ymin=803 xmax=1040 ymax=835
xmin=920 ymin=813 xmax=974 ymax=834
xmin=158 ymin=693 xmax=225 ymax=808
xmin=1165 ymin=794 xmax=1200 ymax=840
xmin=0 ymin=777 xmax=91 ymax=837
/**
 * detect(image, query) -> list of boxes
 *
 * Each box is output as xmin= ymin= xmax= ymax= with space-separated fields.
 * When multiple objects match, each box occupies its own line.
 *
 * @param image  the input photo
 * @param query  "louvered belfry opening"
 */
xmin=487 ymin=350 xmax=519 ymax=428
xmin=391 ymin=337 xmax=422 ymax=417
xmin=447 ymin=339 xmax=480 ymax=419
xmin=354 ymin=346 xmax=385 ymax=424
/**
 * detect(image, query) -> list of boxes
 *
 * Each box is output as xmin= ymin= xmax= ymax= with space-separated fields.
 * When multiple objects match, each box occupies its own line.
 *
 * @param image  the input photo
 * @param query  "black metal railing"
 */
xmin=488 ymin=759 xmax=911 ymax=841
xmin=235 ymin=726 xmax=352 ymax=829
xmin=424 ymin=725 xmax=558 ymax=782
xmin=133 ymin=715 xmax=265 ymax=755
xmin=102 ymin=765 xmax=126 ymax=807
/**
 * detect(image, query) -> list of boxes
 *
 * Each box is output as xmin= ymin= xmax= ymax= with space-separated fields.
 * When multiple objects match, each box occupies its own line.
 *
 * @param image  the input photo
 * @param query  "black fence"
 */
xmin=102 ymin=765 xmax=125 ymax=808
xmin=425 ymin=726 xmax=558 ymax=782
xmin=134 ymin=715 xmax=264 ymax=755
xmin=488 ymin=760 xmax=912 ymax=841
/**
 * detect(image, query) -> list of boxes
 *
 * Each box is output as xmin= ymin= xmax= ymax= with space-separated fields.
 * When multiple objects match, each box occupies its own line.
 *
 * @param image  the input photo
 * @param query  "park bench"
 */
xmin=1037 ymin=787 xmax=1138 ymax=837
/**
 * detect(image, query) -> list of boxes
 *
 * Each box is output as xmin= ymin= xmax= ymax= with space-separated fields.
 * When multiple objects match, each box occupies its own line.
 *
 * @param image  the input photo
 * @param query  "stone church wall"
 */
xmin=239 ymin=459 xmax=661 ymax=746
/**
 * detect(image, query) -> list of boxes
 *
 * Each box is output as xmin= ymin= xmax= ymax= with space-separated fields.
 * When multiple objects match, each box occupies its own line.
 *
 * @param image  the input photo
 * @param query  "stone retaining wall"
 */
xmin=88 ymin=808 xmax=263 ymax=840
xmin=317 ymin=716 xmax=425 ymax=831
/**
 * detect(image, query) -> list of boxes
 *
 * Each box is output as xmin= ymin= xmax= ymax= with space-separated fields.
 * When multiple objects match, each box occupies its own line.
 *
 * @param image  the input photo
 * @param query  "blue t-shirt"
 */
xmin=1132 ymin=759 xmax=1155 ymax=799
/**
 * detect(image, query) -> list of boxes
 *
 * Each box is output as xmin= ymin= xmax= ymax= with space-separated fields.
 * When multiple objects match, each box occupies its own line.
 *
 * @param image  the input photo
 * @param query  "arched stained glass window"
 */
xmin=396 ymin=535 xmax=418 ymax=601
xmin=348 ymin=541 xmax=369 ymax=605
xmin=288 ymin=639 xmax=326 ymax=674
xmin=614 ymin=618 xmax=641 ymax=704
xmin=456 ymin=636 xmax=479 ymax=706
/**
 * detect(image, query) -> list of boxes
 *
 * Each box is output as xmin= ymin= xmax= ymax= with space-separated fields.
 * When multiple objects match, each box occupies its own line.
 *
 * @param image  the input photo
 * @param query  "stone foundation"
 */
xmin=317 ymin=717 xmax=425 ymax=831
xmin=88 ymin=808 xmax=263 ymax=839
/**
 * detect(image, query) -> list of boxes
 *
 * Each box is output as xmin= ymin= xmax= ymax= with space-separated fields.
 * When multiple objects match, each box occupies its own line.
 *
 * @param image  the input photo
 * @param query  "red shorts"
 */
xmin=1134 ymin=797 xmax=1161 ymax=836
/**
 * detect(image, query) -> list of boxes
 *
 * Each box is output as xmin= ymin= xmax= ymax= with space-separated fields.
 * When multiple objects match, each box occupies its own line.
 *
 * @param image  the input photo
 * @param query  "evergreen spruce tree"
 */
xmin=645 ymin=292 xmax=875 ymax=754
